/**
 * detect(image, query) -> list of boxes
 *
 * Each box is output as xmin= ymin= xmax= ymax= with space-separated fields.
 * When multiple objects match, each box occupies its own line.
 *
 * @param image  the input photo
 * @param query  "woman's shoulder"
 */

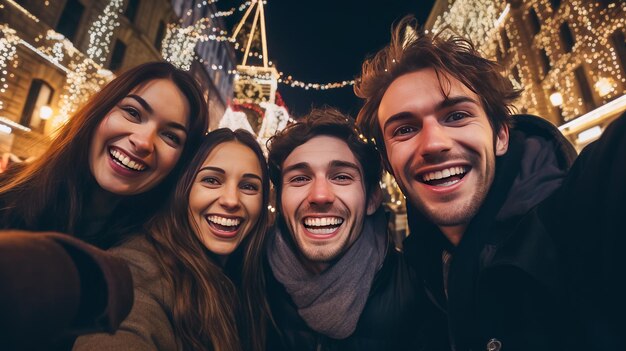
xmin=74 ymin=234 xmax=179 ymax=351
xmin=109 ymin=235 xmax=167 ymax=296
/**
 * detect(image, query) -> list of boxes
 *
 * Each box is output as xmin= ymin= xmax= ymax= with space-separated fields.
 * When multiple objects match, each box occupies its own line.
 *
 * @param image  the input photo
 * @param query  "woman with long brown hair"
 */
xmin=74 ymin=128 xmax=272 ymax=351
xmin=0 ymin=62 xmax=207 ymax=248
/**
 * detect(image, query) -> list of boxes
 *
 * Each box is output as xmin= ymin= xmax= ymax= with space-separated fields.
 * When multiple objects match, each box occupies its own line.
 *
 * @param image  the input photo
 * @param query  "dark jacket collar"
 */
xmin=404 ymin=114 xmax=576 ymax=349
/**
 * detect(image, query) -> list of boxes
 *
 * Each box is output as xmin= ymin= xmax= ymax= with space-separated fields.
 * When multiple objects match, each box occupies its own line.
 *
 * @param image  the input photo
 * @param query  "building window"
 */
xmin=109 ymin=40 xmax=127 ymax=71
xmin=539 ymin=48 xmax=551 ymax=79
xmin=611 ymin=30 xmax=626 ymax=74
xmin=155 ymin=21 xmax=166 ymax=51
xmin=560 ymin=22 xmax=575 ymax=53
xmin=56 ymin=0 xmax=85 ymax=42
xmin=550 ymin=0 xmax=561 ymax=11
xmin=125 ymin=0 xmax=141 ymax=23
xmin=574 ymin=66 xmax=596 ymax=113
xmin=528 ymin=7 xmax=541 ymax=36
xmin=20 ymin=79 xmax=54 ymax=131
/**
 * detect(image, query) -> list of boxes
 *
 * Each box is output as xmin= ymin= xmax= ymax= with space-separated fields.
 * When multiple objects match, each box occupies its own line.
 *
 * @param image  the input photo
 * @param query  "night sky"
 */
xmin=217 ymin=0 xmax=436 ymax=118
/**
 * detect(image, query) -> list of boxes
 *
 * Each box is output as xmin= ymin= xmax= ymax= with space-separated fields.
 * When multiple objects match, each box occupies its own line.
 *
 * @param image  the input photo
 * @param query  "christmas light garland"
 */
xmin=86 ymin=0 xmax=123 ymax=65
xmin=428 ymin=0 xmax=625 ymax=123
xmin=0 ymin=24 xmax=20 ymax=111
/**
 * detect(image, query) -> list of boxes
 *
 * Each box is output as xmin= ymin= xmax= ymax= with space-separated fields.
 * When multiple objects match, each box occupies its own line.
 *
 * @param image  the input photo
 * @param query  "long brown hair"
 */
xmin=0 ymin=62 xmax=207 ymax=247
xmin=355 ymin=16 xmax=522 ymax=165
xmin=146 ymin=128 xmax=271 ymax=351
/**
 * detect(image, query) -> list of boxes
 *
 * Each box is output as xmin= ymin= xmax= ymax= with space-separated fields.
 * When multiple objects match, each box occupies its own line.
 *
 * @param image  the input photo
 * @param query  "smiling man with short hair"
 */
xmin=355 ymin=16 xmax=626 ymax=351
xmin=265 ymin=107 xmax=423 ymax=350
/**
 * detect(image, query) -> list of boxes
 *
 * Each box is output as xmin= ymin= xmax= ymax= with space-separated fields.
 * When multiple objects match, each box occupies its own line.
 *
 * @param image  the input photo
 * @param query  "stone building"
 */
xmin=425 ymin=0 xmax=625 ymax=150
xmin=0 ymin=0 xmax=235 ymax=161
xmin=170 ymin=0 xmax=236 ymax=131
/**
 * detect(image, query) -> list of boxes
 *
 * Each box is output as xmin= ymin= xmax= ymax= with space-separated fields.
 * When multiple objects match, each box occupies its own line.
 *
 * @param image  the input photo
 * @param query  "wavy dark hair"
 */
xmin=146 ymin=128 xmax=271 ymax=351
xmin=355 ymin=16 xmax=522 ymax=166
xmin=0 ymin=62 xmax=207 ymax=248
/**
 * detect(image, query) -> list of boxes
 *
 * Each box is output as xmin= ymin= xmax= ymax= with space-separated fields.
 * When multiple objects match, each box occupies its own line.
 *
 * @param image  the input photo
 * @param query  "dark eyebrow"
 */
xmin=382 ymin=95 xmax=480 ymax=132
xmin=329 ymin=160 xmax=362 ymax=175
xmin=198 ymin=166 xmax=224 ymax=174
xmin=127 ymin=94 xmax=188 ymax=134
xmin=282 ymin=162 xmax=311 ymax=176
xmin=382 ymin=112 xmax=413 ymax=133
xmin=437 ymin=95 xmax=479 ymax=110
xmin=127 ymin=94 xmax=154 ymax=114
xmin=243 ymin=173 xmax=263 ymax=182
xmin=282 ymin=160 xmax=361 ymax=176
xmin=198 ymin=166 xmax=262 ymax=182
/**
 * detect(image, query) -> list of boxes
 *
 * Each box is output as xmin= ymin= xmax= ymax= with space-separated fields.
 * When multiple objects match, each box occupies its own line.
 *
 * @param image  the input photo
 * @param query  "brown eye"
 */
xmin=393 ymin=125 xmax=417 ymax=137
xmin=446 ymin=112 xmax=470 ymax=122
xmin=123 ymin=107 xmax=140 ymax=120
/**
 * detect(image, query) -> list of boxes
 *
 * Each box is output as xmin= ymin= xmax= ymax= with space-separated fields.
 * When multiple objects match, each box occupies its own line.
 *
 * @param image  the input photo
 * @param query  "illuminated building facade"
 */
xmin=425 ymin=0 xmax=625 ymax=151
xmin=170 ymin=0 xmax=236 ymax=131
xmin=0 ymin=0 xmax=235 ymax=161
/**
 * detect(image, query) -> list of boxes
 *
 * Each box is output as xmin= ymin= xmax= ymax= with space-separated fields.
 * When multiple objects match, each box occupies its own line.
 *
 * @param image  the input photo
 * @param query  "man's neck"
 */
xmin=439 ymin=224 xmax=467 ymax=246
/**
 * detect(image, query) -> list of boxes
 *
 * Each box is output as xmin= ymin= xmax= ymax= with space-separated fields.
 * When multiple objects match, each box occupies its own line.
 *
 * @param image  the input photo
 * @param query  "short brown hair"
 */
xmin=267 ymin=107 xmax=382 ymax=200
xmin=355 ymin=16 xmax=522 ymax=161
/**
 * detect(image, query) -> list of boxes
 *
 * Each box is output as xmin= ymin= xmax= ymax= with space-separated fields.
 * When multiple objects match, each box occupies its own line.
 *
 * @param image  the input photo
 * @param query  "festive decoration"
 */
xmin=4 ymin=0 xmax=39 ymax=23
xmin=218 ymin=106 xmax=255 ymax=134
xmin=257 ymin=101 xmax=289 ymax=150
xmin=218 ymin=99 xmax=292 ymax=154
xmin=429 ymin=0 xmax=505 ymax=56
xmin=162 ymin=19 xmax=210 ymax=70
xmin=428 ymin=0 xmax=626 ymax=131
xmin=86 ymin=0 xmax=124 ymax=65
xmin=0 ymin=24 xmax=20 ymax=111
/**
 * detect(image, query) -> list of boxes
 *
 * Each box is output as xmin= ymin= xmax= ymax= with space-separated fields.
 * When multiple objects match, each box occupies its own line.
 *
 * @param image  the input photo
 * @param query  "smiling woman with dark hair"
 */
xmin=0 ymin=61 xmax=208 ymax=248
xmin=74 ymin=128 xmax=272 ymax=351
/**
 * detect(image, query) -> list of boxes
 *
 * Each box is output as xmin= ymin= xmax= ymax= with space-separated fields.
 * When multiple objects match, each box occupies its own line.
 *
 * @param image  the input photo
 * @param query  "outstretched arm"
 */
xmin=0 ymin=231 xmax=133 ymax=350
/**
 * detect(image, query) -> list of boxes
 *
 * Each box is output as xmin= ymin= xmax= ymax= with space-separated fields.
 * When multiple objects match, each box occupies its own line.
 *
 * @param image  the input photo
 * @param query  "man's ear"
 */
xmin=366 ymin=186 xmax=383 ymax=215
xmin=495 ymin=124 xmax=509 ymax=156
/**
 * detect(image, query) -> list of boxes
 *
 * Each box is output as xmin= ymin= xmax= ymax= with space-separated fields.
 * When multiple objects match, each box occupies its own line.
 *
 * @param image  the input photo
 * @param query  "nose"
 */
xmin=219 ymin=183 xmax=241 ymax=211
xmin=416 ymin=117 xmax=453 ymax=157
xmin=128 ymin=125 xmax=156 ymax=155
xmin=307 ymin=178 xmax=335 ymax=206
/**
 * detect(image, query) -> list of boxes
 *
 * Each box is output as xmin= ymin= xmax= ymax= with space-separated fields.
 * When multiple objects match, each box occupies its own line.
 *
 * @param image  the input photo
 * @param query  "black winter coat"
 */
xmin=266 ymin=233 xmax=425 ymax=350
xmin=405 ymin=113 xmax=626 ymax=351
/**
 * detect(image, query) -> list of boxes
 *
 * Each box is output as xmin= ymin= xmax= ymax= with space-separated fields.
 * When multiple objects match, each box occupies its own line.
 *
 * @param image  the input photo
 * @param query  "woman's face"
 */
xmin=89 ymin=78 xmax=191 ymax=195
xmin=188 ymin=141 xmax=264 ymax=257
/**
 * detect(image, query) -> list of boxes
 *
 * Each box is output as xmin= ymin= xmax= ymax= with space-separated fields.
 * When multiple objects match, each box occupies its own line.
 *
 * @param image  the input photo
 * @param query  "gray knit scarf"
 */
xmin=267 ymin=209 xmax=387 ymax=339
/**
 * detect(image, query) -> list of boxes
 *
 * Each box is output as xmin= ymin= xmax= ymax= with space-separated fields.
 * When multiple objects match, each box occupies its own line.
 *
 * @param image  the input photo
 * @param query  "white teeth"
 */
xmin=303 ymin=217 xmax=343 ymax=227
xmin=436 ymin=179 xmax=460 ymax=187
xmin=207 ymin=215 xmax=241 ymax=227
xmin=422 ymin=166 xmax=467 ymax=182
xmin=109 ymin=149 xmax=146 ymax=171
xmin=307 ymin=227 xmax=337 ymax=235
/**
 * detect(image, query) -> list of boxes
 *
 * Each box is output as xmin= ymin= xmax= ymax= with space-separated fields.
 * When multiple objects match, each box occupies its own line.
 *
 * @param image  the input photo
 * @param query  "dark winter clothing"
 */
xmin=405 ymin=113 xmax=626 ymax=351
xmin=267 ymin=209 xmax=424 ymax=351
xmin=73 ymin=235 xmax=180 ymax=350
xmin=0 ymin=230 xmax=133 ymax=351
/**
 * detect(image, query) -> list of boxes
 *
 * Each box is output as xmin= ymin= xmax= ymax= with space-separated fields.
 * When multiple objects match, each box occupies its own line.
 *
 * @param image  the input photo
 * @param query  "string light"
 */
xmin=0 ymin=25 xmax=20 ymax=110
xmin=429 ymin=0 xmax=626 ymax=124
xmin=4 ymin=0 xmax=40 ymax=23
xmin=86 ymin=0 xmax=123 ymax=65
xmin=431 ymin=0 xmax=504 ymax=57
xmin=162 ymin=19 xmax=211 ymax=70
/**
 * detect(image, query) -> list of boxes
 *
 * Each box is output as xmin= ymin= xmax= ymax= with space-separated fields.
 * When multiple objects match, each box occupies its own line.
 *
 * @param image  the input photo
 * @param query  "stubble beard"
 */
xmin=406 ymin=154 xmax=495 ymax=230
